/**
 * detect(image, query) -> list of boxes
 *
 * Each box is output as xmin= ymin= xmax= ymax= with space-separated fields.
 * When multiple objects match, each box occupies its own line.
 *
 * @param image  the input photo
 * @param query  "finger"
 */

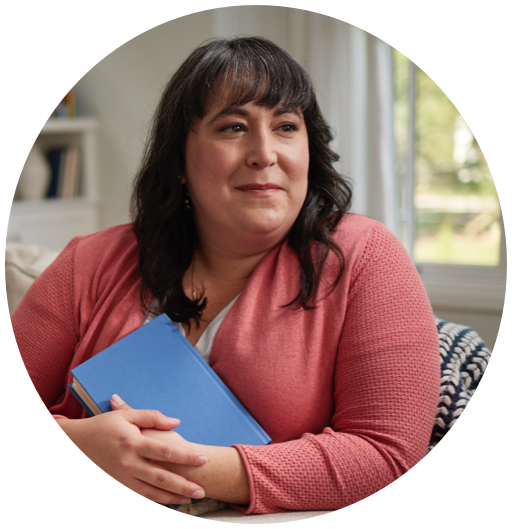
xmin=138 ymin=437 xmax=208 ymax=466
xmin=133 ymin=461 xmax=205 ymax=500
xmin=133 ymin=479 xmax=194 ymax=506
xmin=110 ymin=394 xmax=133 ymax=410
xmin=110 ymin=395 xmax=181 ymax=430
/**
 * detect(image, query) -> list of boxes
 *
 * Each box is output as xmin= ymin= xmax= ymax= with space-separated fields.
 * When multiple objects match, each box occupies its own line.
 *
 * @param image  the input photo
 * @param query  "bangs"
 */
xmin=187 ymin=37 xmax=314 ymax=119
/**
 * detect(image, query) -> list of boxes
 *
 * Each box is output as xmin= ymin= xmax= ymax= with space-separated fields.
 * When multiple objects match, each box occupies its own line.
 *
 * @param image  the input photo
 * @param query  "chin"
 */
xmin=235 ymin=216 xmax=291 ymax=238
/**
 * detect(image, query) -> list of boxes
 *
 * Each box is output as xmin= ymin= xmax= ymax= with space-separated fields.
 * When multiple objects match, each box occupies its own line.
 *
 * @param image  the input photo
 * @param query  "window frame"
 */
xmin=398 ymin=58 xmax=506 ymax=313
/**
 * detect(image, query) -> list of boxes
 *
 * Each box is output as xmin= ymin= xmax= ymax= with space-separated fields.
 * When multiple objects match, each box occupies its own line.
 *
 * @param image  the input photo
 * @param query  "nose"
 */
xmin=246 ymin=130 xmax=277 ymax=168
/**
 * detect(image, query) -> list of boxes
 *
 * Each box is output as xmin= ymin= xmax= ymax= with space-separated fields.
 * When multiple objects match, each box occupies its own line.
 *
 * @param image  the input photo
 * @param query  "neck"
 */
xmin=194 ymin=235 xmax=278 ymax=283
xmin=193 ymin=214 xmax=291 ymax=277
xmin=189 ymin=214 xmax=291 ymax=297
xmin=184 ymin=236 xmax=276 ymax=327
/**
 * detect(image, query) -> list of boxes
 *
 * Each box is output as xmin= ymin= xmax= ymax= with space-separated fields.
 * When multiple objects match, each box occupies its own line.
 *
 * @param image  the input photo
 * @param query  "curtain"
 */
xmin=290 ymin=12 xmax=397 ymax=234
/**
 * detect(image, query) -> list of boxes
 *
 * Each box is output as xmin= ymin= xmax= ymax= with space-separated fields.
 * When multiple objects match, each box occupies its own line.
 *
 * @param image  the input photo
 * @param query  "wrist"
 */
xmin=166 ymin=445 xmax=250 ymax=504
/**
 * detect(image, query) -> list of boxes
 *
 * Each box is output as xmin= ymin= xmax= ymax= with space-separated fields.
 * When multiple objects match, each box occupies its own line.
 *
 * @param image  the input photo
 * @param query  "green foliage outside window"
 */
xmin=393 ymin=50 xmax=500 ymax=266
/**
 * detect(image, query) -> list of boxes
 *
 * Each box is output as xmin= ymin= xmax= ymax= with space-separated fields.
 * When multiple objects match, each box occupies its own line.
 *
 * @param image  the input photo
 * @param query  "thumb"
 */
xmin=110 ymin=394 xmax=132 ymax=411
xmin=110 ymin=394 xmax=180 ymax=430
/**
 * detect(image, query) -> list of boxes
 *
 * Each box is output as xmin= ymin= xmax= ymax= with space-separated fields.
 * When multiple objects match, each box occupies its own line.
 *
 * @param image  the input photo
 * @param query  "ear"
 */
xmin=180 ymin=175 xmax=186 ymax=184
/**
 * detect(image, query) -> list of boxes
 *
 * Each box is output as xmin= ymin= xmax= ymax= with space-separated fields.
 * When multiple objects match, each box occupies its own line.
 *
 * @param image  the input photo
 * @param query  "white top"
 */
xmin=142 ymin=296 xmax=239 ymax=365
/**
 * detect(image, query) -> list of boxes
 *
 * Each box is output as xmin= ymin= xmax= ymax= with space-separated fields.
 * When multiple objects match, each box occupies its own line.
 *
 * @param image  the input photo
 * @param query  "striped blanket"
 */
xmin=429 ymin=318 xmax=492 ymax=451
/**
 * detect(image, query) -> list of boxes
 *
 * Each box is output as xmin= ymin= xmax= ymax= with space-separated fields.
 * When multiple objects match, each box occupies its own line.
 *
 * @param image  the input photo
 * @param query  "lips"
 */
xmin=236 ymin=183 xmax=281 ymax=190
xmin=235 ymin=183 xmax=282 ymax=197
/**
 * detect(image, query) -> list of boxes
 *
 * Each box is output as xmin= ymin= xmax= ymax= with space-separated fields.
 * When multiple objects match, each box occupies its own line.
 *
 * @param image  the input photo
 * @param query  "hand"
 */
xmin=57 ymin=395 xmax=207 ymax=505
xmin=141 ymin=426 xmax=252 ymax=505
xmin=141 ymin=425 xmax=188 ymax=449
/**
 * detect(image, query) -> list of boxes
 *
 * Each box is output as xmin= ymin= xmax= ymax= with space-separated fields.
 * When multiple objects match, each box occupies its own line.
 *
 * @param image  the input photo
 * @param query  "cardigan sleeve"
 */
xmin=11 ymin=236 xmax=82 ymax=415
xmin=233 ymin=225 xmax=440 ymax=514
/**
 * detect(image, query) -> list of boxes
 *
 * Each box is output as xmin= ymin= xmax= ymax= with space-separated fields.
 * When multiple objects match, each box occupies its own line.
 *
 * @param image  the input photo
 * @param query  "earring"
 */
xmin=182 ymin=185 xmax=191 ymax=210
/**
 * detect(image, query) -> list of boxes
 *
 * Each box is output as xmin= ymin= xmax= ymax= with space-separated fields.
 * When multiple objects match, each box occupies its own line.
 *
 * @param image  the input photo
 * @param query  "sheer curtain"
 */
xmin=288 ymin=12 xmax=397 ymax=234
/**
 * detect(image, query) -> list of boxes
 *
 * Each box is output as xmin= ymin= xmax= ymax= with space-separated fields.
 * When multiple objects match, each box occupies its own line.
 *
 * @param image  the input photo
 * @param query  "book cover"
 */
xmin=68 ymin=314 xmax=271 ymax=447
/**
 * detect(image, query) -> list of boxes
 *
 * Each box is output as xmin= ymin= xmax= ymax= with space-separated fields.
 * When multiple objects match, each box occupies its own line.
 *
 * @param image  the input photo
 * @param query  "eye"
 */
xmin=279 ymin=124 xmax=299 ymax=133
xmin=222 ymin=124 xmax=244 ymax=133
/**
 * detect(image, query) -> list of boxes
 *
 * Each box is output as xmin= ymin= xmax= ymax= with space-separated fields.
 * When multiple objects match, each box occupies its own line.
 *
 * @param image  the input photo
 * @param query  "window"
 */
xmin=393 ymin=50 xmax=505 ymax=312
xmin=393 ymin=50 xmax=502 ymax=266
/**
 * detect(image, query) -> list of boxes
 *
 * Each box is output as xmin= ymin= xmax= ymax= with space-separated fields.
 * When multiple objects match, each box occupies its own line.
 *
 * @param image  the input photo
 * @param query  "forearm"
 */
xmin=159 ymin=443 xmax=250 ymax=505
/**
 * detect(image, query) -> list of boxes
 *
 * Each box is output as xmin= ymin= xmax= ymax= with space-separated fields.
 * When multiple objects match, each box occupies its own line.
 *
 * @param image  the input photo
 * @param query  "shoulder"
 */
xmin=72 ymin=223 xmax=136 ymax=253
xmin=331 ymin=214 xmax=406 ymax=263
xmin=70 ymin=223 xmax=137 ymax=261
xmin=60 ymin=223 xmax=139 ymax=283
xmin=331 ymin=213 xmax=390 ymax=243
xmin=322 ymin=214 xmax=418 ymax=296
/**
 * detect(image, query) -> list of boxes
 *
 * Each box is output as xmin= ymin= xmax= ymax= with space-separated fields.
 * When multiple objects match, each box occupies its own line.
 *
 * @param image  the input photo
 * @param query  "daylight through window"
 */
xmin=393 ymin=50 xmax=501 ymax=267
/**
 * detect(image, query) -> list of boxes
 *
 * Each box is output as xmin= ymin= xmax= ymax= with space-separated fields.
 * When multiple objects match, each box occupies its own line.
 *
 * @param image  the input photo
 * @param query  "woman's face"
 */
xmin=183 ymin=98 xmax=309 ymax=252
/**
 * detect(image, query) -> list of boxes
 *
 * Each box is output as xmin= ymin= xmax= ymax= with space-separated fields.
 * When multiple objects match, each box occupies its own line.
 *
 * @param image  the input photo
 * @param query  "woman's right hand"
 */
xmin=56 ymin=395 xmax=207 ymax=505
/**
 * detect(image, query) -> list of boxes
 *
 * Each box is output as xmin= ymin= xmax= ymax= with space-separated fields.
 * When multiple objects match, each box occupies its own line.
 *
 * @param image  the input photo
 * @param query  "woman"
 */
xmin=13 ymin=36 xmax=440 ymax=514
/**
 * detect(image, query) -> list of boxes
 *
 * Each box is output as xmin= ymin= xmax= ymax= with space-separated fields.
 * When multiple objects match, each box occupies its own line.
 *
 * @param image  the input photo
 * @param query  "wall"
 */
xmin=74 ymin=10 xmax=215 ymax=229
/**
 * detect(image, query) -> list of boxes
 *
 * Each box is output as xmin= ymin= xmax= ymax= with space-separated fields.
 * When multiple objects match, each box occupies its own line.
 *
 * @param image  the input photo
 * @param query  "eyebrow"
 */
xmin=207 ymin=105 xmax=303 ymax=125
xmin=207 ymin=107 xmax=249 ymax=125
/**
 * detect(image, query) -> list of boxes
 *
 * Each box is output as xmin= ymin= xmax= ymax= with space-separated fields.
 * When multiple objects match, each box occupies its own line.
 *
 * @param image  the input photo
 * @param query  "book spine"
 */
xmin=67 ymin=383 xmax=95 ymax=417
xmin=62 ymin=146 xmax=79 ymax=198
xmin=46 ymin=149 xmax=62 ymax=198
xmin=70 ymin=146 xmax=80 ymax=198
xmin=56 ymin=148 xmax=68 ymax=198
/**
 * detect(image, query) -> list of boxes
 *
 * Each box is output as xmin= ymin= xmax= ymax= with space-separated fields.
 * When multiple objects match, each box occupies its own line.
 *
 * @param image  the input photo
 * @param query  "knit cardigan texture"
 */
xmin=12 ymin=214 xmax=440 ymax=514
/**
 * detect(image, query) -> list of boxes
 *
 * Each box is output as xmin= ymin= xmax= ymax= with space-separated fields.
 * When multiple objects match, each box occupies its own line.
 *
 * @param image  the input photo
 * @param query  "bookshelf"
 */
xmin=8 ymin=118 xmax=100 ymax=250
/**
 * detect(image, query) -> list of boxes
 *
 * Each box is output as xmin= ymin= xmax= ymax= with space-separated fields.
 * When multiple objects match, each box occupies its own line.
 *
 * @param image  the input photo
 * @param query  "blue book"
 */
xmin=68 ymin=314 xmax=271 ymax=447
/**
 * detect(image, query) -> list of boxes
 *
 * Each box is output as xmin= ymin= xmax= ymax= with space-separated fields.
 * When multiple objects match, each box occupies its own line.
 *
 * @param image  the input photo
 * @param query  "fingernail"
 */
xmin=195 ymin=455 xmax=208 ymax=465
xmin=192 ymin=490 xmax=205 ymax=499
xmin=111 ymin=394 xmax=124 ymax=405
xmin=178 ymin=497 xmax=191 ymax=504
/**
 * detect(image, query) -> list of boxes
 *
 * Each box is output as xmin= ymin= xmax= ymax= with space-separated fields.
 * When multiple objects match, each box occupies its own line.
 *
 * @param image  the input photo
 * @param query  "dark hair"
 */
xmin=131 ymin=36 xmax=352 ymax=324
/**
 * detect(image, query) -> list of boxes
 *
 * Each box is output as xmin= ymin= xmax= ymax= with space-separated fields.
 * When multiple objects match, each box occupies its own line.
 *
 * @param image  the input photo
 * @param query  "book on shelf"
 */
xmin=59 ymin=146 xmax=80 ymax=198
xmin=68 ymin=313 xmax=272 ymax=447
xmin=45 ymin=146 xmax=81 ymax=199
xmin=46 ymin=149 xmax=62 ymax=198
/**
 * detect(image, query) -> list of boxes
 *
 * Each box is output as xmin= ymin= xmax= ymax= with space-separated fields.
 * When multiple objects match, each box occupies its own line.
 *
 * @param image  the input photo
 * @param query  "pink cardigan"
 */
xmin=12 ymin=214 xmax=440 ymax=514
